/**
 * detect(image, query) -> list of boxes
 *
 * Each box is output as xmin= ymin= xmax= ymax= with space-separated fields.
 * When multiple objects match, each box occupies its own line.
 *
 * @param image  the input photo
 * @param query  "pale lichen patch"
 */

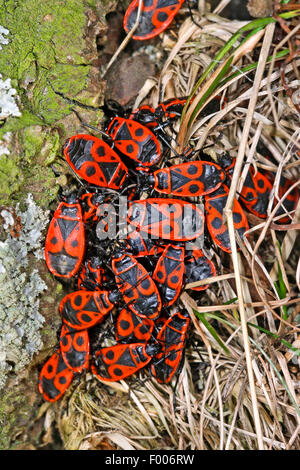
xmin=0 ymin=195 xmax=49 ymax=389
xmin=0 ymin=25 xmax=9 ymax=50
xmin=0 ymin=74 xmax=21 ymax=120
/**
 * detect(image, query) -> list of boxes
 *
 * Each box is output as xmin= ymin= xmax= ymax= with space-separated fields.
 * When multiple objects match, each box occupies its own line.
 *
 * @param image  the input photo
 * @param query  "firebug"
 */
xmin=91 ymin=342 xmax=161 ymax=381
xmin=107 ymin=117 xmax=161 ymax=168
xmin=151 ymin=310 xmax=190 ymax=384
xmin=205 ymin=184 xmax=249 ymax=253
xmin=128 ymin=198 xmax=205 ymax=241
xmin=112 ymin=252 xmax=162 ymax=320
xmin=63 ymin=134 xmax=128 ymax=189
xmin=148 ymin=161 xmax=225 ymax=197
xmin=45 ymin=194 xmax=85 ymax=278
xmin=60 ymin=324 xmax=90 ymax=373
xmin=38 ymin=351 xmax=74 ymax=402
xmin=115 ymin=308 xmax=154 ymax=343
xmin=123 ymin=0 xmax=186 ymax=41
xmin=153 ymin=244 xmax=185 ymax=306
xmin=59 ymin=290 xmax=115 ymax=331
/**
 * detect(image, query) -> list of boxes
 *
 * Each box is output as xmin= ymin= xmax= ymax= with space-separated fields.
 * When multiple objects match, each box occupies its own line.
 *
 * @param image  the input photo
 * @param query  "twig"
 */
xmin=223 ymin=23 xmax=276 ymax=450
xmin=101 ymin=0 xmax=143 ymax=79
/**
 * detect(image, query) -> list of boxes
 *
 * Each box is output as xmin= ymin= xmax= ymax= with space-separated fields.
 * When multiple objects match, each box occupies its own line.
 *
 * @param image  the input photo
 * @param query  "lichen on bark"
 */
xmin=0 ymin=0 xmax=112 ymax=449
xmin=0 ymin=0 xmax=89 ymax=128
xmin=0 ymin=0 xmax=106 ymax=208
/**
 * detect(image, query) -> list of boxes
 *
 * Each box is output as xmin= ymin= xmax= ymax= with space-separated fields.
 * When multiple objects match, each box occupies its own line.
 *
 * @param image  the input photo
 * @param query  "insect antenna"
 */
xmin=71 ymin=107 xmax=113 ymax=141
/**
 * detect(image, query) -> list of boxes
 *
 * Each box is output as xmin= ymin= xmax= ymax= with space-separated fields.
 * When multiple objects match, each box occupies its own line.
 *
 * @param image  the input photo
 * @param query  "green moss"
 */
xmin=0 ymin=153 xmax=23 ymax=204
xmin=0 ymin=112 xmax=44 ymax=139
xmin=25 ymin=165 xmax=59 ymax=209
xmin=0 ymin=0 xmax=89 ymax=132
xmin=0 ymin=388 xmax=25 ymax=449
xmin=0 ymin=126 xmax=62 ymax=208
xmin=22 ymin=128 xmax=44 ymax=165
xmin=21 ymin=126 xmax=61 ymax=167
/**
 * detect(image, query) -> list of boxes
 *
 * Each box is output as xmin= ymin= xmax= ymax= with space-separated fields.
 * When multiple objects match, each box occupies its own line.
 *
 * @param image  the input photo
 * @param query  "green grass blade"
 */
xmin=274 ymin=242 xmax=288 ymax=320
xmin=218 ymin=48 xmax=290 ymax=87
xmin=181 ymin=10 xmax=300 ymax=123
xmin=189 ymin=55 xmax=233 ymax=126
xmin=250 ymin=337 xmax=300 ymax=417
xmin=193 ymin=309 xmax=230 ymax=355
xmin=225 ymin=297 xmax=238 ymax=304
xmin=247 ymin=322 xmax=300 ymax=357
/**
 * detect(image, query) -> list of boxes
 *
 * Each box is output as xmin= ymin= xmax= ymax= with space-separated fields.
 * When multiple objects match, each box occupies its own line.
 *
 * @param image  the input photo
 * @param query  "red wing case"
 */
xmin=153 ymin=244 xmax=185 ymax=306
xmin=273 ymin=175 xmax=299 ymax=223
xmin=107 ymin=117 xmax=161 ymax=167
xmin=64 ymin=134 xmax=128 ymax=189
xmin=60 ymin=324 xmax=90 ymax=373
xmin=128 ymin=198 xmax=205 ymax=241
xmin=115 ymin=308 xmax=154 ymax=343
xmin=205 ymin=185 xmax=249 ymax=253
xmin=91 ymin=343 xmax=160 ymax=381
xmin=60 ymin=290 xmax=114 ymax=330
xmin=45 ymin=201 xmax=85 ymax=278
xmin=151 ymin=311 xmax=190 ymax=384
xmin=124 ymin=0 xmax=185 ymax=41
xmin=152 ymin=161 xmax=225 ymax=197
xmin=112 ymin=253 xmax=161 ymax=320
xmin=38 ymin=351 xmax=74 ymax=402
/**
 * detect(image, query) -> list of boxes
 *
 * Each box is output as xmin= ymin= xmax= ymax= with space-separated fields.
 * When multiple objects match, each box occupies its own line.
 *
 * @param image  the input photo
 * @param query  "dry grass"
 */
xmin=38 ymin=2 xmax=300 ymax=450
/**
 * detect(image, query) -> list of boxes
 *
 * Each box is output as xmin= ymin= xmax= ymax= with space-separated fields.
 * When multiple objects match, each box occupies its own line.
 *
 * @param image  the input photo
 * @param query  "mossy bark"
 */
xmin=0 ymin=0 xmax=117 ymax=450
xmin=0 ymin=0 xmax=118 ymax=209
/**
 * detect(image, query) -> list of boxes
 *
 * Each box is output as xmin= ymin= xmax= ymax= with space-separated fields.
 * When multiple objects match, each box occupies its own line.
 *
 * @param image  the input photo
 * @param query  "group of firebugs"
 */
xmin=38 ymin=0 xmax=299 ymax=402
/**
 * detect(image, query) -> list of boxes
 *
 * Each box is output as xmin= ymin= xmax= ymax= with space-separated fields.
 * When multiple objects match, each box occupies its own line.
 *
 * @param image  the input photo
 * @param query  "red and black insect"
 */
xmin=153 ymin=244 xmax=185 ymax=306
xmin=130 ymin=95 xmax=225 ymax=133
xmin=91 ymin=342 xmax=161 ymax=381
xmin=126 ymin=230 xmax=164 ymax=257
xmin=115 ymin=308 xmax=154 ymax=343
xmin=107 ymin=117 xmax=161 ymax=169
xmin=184 ymin=249 xmax=216 ymax=291
xmin=129 ymin=98 xmax=187 ymax=129
xmin=239 ymin=165 xmax=273 ymax=219
xmin=129 ymin=104 xmax=157 ymax=129
xmin=60 ymin=324 xmax=90 ymax=373
xmin=272 ymin=175 xmax=299 ymax=223
xmin=45 ymin=193 xmax=85 ymax=278
xmin=219 ymin=155 xmax=273 ymax=219
xmin=111 ymin=252 xmax=162 ymax=320
xmin=155 ymin=95 xmax=226 ymax=121
xmin=38 ymin=351 xmax=74 ymax=402
xmin=205 ymin=184 xmax=249 ymax=253
xmin=128 ymin=198 xmax=205 ymax=241
xmin=148 ymin=161 xmax=226 ymax=197
xmin=151 ymin=310 xmax=190 ymax=384
xmin=123 ymin=0 xmax=186 ymax=41
xmin=80 ymin=192 xmax=107 ymax=223
xmin=77 ymin=256 xmax=107 ymax=290
xmin=63 ymin=134 xmax=128 ymax=189
xmin=59 ymin=290 xmax=115 ymax=331
xmin=155 ymin=96 xmax=187 ymax=120
xmin=254 ymin=152 xmax=300 ymax=223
